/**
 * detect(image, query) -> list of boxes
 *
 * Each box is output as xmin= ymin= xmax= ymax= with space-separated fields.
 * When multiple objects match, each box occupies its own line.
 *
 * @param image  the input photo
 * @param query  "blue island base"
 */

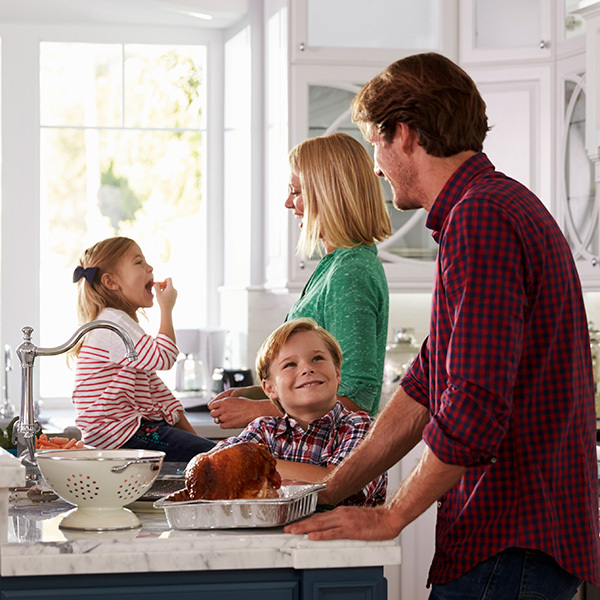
xmin=0 ymin=566 xmax=388 ymax=599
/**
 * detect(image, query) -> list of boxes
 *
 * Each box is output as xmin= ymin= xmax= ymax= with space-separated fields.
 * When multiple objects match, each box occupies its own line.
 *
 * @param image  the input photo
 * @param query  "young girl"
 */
xmin=71 ymin=236 xmax=216 ymax=462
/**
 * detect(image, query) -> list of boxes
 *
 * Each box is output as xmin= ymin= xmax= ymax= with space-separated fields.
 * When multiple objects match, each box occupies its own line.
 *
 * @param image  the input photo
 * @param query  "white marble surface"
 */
xmin=0 ymin=412 xmax=399 ymax=579
xmin=5 ymin=495 xmax=401 ymax=577
xmin=0 ymin=451 xmax=25 ymax=544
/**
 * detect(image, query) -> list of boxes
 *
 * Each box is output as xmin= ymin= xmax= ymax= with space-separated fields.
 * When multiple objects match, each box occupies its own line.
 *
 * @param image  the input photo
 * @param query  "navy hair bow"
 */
xmin=73 ymin=266 xmax=98 ymax=286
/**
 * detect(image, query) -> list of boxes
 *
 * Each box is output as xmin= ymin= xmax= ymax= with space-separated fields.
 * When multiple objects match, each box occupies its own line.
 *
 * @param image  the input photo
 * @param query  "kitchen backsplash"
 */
xmin=238 ymin=290 xmax=600 ymax=375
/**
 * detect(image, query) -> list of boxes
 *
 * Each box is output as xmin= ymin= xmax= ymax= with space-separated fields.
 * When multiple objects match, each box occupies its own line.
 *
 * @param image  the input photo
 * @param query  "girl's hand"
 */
xmin=154 ymin=277 xmax=177 ymax=312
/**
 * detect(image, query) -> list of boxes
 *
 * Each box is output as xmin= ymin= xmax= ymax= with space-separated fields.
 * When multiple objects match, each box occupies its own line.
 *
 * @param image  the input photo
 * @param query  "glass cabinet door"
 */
xmin=290 ymin=0 xmax=457 ymax=64
xmin=460 ymin=0 xmax=551 ymax=62
xmin=307 ymin=83 xmax=438 ymax=263
xmin=560 ymin=73 xmax=599 ymax=265
xmin=564 ymin=0 xmax=586 ymax=40
xmin=306 ymin=0 xmax=440 ymax=51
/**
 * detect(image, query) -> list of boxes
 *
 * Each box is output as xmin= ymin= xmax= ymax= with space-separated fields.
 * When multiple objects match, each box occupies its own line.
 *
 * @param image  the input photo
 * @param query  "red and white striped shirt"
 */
xmin=72 ymin=308 xmax=182 ymax=449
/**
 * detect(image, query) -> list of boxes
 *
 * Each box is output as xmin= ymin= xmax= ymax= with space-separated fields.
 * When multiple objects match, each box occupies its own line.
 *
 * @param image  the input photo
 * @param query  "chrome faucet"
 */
xmin=15 ymin=320 xmax=138 ymax=471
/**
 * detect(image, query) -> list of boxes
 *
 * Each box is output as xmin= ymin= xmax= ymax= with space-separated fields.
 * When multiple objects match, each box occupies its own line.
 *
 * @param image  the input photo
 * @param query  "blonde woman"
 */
xmin=209 ymin=132 xmax=392 ymax=428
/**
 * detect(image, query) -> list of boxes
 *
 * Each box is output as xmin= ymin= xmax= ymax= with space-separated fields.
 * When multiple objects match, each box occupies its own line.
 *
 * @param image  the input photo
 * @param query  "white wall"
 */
xmin=242 ymin=288 xmax=600 ymax=376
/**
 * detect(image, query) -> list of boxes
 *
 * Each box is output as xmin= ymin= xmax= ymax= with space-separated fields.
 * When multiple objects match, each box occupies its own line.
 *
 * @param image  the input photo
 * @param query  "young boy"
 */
xmin=215 ymin=318 xmax=387 ymax=507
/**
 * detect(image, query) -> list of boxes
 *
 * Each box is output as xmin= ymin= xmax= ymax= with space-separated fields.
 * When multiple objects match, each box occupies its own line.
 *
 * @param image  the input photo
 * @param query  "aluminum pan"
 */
xmin=154 ymin=483 xmax=326 ymax=529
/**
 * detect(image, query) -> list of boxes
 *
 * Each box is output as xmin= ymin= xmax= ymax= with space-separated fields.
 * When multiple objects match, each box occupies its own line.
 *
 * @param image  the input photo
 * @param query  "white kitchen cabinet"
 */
xmin=564 ymin=1 xmax=600 ymax=288
xmin=554 ymin=51 xmax=600 ymax=288
xmin=279 ymin=64 xmax=438 ymax=293
xmin=264 ymin=1 xmax=458 ymax=295
xmin=289 ymin=0 xmax=457 ymax=66
xmin=571 ymin=1 xmax=600 ymax=164
xmin=458 ymin=0 xmax=600 ymax=289
xmin=464 ymin=63 xmax=553 ymax=208
xmin=459 ymin=0 xmax=587 ymax=61
xmin=459 ymin=0 xmax=553 ymax=63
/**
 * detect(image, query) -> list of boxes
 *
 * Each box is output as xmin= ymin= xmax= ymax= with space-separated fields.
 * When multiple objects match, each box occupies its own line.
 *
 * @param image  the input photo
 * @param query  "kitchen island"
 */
xmin=1 ymin=472 xmax=400 ymax=599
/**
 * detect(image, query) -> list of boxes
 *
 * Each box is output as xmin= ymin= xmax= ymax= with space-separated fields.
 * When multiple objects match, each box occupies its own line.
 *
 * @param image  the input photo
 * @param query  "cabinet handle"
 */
xmin=539 ymin=40 xmax=550 ymax=49
xmin=298 ymin=42 xmax=305 ymax=52
xmin=593 ymin=258 xmax=599 ymax=267
xmin=299 ymin=261 xmax=305 ymax=270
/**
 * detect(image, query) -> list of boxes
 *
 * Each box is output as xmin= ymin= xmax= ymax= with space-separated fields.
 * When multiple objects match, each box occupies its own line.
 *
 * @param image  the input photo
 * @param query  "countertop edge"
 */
xmin=0 ymin=534 xmax=401 ymax=577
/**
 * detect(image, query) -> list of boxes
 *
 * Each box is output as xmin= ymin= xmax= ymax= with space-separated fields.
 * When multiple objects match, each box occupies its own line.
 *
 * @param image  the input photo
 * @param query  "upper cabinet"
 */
xmin=571 ymin=1 xmax=600 ymax=164
xmin=564 ymin=1 xmax=600 ymax=288
xmin=289 ymin=0 xmax=458 ymax=65
xmin=262 ymin=0 xmax=599 ymax=294
xmin=555 ymin=53 xmax=596 ymax=279
xmin=465 ymin=63 xmax=553 ymax=210
xmin=460 ymin=0 xmax=553 ymax=63
xmin=457 ymin=0 xmax=600 ymax=289
xmin=289 ymin=65 xmax=440 ymax=292
xmin=264 ymin=0 xmax=457 ymax=294
xmin=459 ymin=0 xmax=585 ymax=63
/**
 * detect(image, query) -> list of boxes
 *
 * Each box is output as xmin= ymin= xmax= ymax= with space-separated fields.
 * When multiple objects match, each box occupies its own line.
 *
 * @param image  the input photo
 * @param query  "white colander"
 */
xmin=36 ymin=449 xmax=165 ymax=531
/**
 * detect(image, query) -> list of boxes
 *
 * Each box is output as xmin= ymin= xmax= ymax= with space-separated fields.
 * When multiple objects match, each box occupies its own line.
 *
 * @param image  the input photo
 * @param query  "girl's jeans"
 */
xmin=121 ymin=419 xmax=216 ymax=462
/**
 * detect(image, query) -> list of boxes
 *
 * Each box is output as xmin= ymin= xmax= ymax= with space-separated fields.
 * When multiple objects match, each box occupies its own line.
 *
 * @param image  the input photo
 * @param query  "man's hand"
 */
xmin=284 ymin=505 xmax=400 ymax=541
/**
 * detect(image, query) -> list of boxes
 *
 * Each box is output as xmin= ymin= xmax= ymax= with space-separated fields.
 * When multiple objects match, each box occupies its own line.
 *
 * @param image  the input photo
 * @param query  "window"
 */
xmin=40 ymin=42 xmax=207 ymax=397
xmin=0 ymin=22 xmax=223 ymax=404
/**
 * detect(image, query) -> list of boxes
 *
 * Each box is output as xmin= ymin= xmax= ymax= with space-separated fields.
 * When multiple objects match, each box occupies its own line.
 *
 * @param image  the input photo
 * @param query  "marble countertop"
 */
xmin=0 ymin=412 xmax=399 ymax=579
xmin=4 ymin=495 xmax=401 ymax=578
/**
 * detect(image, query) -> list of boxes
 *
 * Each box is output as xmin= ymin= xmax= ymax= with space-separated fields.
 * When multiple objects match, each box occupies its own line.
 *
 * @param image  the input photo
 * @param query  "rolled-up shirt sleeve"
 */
xmin=402 ymin=199 xmax=524 ymax=468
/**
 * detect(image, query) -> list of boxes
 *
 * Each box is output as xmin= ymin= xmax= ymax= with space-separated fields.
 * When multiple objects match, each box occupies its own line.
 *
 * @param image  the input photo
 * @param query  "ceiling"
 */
xmin=0 ymin=0 xmax=249 ymax=29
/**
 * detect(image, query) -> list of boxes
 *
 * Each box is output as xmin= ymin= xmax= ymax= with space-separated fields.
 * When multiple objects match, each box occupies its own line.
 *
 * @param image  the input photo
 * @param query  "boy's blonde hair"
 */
xmin=256 ymin=318 xmax=343 ymax=412
xmin=72 ymin=237 xmax=139 ymax=356
xmin=288 ymin=132 xmax=392 ymax=258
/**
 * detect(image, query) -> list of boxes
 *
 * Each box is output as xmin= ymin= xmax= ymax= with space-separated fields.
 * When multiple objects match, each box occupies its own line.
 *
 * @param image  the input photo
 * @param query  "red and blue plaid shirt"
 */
xmin=215 ymin=402 xmax=387 ymax=507
xmin=401 ymin=153 xmax=600 ymax=585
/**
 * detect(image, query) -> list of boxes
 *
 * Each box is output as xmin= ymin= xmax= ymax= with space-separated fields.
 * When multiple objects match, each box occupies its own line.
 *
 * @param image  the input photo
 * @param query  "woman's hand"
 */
xmin=208 ymin=396 xmax=282 ymax=429
xmin=212 ymin=385 xmax=266 ymax=402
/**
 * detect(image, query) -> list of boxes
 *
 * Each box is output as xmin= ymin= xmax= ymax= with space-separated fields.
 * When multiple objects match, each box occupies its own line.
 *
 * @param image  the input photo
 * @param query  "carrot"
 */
xmin=37 ymin=440 xmax=62 ymax=449
xmin=36 ymin=432 xmax=86 ymax=450
xmin=49 ymin=437 xmax=69 ymax=445
xmin=157 ymin=281 xmax=167 ymax=290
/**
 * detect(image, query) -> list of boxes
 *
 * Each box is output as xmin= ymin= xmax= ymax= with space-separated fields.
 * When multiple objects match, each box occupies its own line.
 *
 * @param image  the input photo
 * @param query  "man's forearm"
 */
xmin=324 ymin=386 xmax=429 ymax=505
xmin=386 ymin=444 xmax=466 ymax=534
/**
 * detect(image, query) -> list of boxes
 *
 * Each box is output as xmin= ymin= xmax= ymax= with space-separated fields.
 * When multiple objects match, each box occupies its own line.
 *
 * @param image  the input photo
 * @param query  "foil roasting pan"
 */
xmin=154 ymin=483 xmax=326 ymax=529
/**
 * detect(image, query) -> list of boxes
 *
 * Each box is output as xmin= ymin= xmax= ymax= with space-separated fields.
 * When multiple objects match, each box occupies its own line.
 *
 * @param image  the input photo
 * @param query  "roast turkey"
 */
xmin=166 ymin=442 xmax=282 ymax=502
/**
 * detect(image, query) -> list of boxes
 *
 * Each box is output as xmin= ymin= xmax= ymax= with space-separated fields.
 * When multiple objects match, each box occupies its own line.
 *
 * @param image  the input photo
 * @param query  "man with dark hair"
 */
xmin=286 ymin=52 xmax=600 ymax=600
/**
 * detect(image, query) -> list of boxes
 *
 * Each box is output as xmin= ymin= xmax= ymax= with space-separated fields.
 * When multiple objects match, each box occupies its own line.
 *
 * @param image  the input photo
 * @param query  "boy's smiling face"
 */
xmin=262 ymin=330 xmax=341 ymax=427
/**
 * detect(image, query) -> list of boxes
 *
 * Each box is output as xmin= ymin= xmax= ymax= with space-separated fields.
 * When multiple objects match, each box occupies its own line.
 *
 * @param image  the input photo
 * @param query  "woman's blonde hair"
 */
xmin=288 ymin=132 xmax=392 ymax=258
xmin=256 ymin=318 xmax=343 ymax=413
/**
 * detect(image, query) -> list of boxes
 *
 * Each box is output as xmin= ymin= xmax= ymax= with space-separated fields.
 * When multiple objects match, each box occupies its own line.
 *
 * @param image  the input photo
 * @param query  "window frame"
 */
xmin=0 ymin=21 xmax=225 ymax=406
